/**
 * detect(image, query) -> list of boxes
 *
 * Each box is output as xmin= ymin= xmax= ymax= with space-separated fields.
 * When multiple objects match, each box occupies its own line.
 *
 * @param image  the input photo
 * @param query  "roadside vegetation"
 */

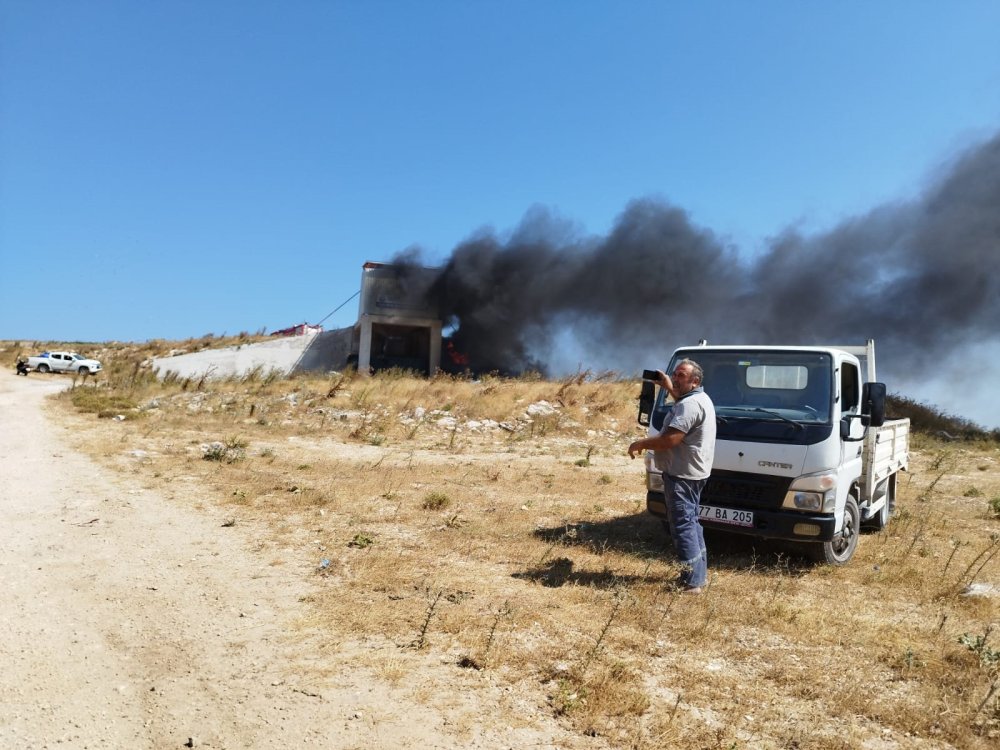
xmin=5 ymin=338 xmax=1000 ymax=748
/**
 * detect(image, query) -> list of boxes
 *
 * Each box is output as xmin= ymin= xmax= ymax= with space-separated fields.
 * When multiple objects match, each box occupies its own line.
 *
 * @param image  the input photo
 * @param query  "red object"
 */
xmin=271 ymin=322 xmax=323 ymax=337
xmin=446 ymin=340 xmax=469 ymax=365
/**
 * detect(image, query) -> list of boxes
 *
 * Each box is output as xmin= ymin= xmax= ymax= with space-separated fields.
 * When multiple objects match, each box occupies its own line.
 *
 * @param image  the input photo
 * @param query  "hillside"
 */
xmin=4 ymin=338 xmax=1000 ymax=747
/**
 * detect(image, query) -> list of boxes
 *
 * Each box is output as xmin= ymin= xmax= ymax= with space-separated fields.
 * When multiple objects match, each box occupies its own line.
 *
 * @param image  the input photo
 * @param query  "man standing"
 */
xmin=628 ymin=359 xmax=716 ymax=593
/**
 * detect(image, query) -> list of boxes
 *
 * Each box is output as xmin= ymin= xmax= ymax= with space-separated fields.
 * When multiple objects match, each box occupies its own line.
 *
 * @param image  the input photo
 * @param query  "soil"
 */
xmin=0 ymin=373 xmax=598 ymax=749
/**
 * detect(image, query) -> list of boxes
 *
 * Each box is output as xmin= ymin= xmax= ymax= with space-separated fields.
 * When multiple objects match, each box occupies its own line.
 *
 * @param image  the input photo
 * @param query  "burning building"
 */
xmin=354 ymin=261 xmax=442 ymax=374
xmin=291 ymin=261 xmax=446 ymax=376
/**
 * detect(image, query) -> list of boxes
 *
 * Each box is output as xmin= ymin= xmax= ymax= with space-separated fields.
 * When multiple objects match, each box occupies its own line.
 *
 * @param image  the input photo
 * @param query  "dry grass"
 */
xmin=19 ymin=341 xmax=1000 ymax=749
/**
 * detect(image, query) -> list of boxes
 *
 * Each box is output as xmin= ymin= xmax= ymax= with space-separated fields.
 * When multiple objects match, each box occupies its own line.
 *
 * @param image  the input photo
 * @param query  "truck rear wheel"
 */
xmin=812 ymin=496 xmax=859 ymax=565
xmin=36 ymin=363 xmax=49 ymax=373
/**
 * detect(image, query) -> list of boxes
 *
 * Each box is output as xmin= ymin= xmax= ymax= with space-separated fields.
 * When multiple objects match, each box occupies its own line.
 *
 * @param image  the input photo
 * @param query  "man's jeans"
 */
xmin=665 ymin=476 xmax=708 ymax=588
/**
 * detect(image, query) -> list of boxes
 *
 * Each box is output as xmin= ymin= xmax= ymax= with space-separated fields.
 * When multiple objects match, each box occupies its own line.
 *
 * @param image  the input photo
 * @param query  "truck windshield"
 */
xmin=654 ymin=350 xmax=833 ymax=435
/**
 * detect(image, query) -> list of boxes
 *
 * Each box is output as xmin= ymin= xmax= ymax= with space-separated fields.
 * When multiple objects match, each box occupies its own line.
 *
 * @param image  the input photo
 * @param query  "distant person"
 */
xmin=628 ymin=359 xmax=716 ymax=593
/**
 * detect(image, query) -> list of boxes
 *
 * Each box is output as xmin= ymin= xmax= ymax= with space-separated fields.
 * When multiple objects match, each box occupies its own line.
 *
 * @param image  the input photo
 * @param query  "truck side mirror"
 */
xmin=862 ymin=382 xmax=886 ymax=427
xmin=638 ymin=381 xmax=655 ymax=426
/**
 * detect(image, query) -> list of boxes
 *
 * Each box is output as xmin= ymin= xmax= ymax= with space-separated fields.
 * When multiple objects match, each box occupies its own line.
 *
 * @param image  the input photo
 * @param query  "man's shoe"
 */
xmin=681 ymin=585 xmax=704 ymax=595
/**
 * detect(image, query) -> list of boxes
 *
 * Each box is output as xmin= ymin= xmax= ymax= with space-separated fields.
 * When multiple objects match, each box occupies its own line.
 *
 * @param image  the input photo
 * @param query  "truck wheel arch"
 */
xmin=811 ymin=492 xmax=860 ymax=566
xmin=863 ymin=474 xmax=895 ymax=531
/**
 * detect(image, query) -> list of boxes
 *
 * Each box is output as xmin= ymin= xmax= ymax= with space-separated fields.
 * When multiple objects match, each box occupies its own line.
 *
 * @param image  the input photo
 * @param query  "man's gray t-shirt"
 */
xmin=654 ymin=387 xmax=716 ymax=480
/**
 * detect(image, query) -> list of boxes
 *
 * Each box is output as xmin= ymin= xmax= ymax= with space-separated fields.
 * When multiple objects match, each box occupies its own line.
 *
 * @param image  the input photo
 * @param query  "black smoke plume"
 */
xmin=399 ymin=132 xmax=1000 ymax=378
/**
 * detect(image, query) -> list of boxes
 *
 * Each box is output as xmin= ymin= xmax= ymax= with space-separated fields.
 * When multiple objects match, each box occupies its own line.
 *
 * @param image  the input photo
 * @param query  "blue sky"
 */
xmin=2 ymin=2 xmax=1000 ymax=421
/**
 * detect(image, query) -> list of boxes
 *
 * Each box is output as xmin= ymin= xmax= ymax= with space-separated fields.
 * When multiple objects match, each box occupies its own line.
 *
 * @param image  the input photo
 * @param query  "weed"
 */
xmin=580 ymin=585 xmax=629 ymax=676
xmin=551 ymin=677 xmax=587 ymax=716
xmin=959 ymin=627 xmax=1000 ymax=667
xmin=574 ymin=445 xmax=596 ymax=468
xmin=964 ymin=487 xmax=984 ymax=498
xmin=413 ymin=589 xmax=444 ymax=650
xmin=917 ymin=450 xmax=954 ymax=502
xmin=989 ymin=496 xmax=1000 ymax=518
xmin=348 ymin=532 xmax=375 ymax=549
xmin=203 ymin=436 xmax=247 ymax=464
xmin=475 ymin=600 xmax=512 ymax=668
xmin=959 ymin=626 xmax=1000 ymax=722
xmin=941 ymin=540 xmax=962 ymax=578
xmin=952 ymin=533 xmax=1000 ymax=592
xmin=901 ymin=646 xmax=923 ymax=671
xmin=422 ymin=491 xmax=451 ymax=510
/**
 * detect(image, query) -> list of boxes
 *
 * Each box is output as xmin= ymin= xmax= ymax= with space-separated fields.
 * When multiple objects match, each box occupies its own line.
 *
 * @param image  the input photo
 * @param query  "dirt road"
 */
xmin=0 ymin=374 xmax=590 ymax=750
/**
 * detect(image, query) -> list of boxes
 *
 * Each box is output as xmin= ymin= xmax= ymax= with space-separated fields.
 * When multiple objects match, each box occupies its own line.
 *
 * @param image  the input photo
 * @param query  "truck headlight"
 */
xmin=786 ymin=491 xmax=824 ymax=511
xmin=782 ymin=471 xmax=837 ymax=513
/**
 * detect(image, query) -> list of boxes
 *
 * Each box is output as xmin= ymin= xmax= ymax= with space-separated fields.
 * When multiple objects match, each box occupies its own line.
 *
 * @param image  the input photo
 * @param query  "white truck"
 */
xmin=638 ymin=340 xmax=909 ymax=565
xmin=27 ymin=351 xmax=103 ymax=375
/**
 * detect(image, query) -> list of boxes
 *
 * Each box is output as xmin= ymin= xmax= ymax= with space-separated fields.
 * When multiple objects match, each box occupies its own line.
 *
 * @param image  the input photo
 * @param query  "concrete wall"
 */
xmin=152 ymin=334 xmax=316 ymax=380
xmin=296 ymin=327 xmax=355 ymax=373
xmin=151 ymin=328 xmax=360 ymax=381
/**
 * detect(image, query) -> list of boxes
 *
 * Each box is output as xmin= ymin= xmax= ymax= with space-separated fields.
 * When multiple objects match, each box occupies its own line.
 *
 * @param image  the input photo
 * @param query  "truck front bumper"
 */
xmin=646 ymin=491 xmax=837 ymax=542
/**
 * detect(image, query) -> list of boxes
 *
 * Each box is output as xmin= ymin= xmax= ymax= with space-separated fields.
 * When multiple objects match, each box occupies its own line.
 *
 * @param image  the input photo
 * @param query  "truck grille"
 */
xmin=703 ymin=470 xmax=792 ymax=510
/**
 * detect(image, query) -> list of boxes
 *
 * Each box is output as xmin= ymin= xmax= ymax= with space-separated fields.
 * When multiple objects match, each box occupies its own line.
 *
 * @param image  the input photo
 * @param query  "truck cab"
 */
xmin=639 ymin=340 xmax=908 ymax=565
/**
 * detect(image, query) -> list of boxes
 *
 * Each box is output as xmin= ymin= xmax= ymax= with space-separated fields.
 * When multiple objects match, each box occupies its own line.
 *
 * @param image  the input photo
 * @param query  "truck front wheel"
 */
xmin=812 ymin=496 xmax=859 ymax=565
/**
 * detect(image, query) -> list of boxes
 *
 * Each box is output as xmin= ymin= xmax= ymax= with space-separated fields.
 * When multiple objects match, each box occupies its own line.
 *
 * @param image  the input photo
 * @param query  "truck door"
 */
xmin=838 ymin=360 xmax=864 ymax=502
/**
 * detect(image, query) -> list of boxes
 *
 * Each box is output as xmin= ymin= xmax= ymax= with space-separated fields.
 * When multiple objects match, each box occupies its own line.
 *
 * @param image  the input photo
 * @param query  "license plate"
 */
xmin=699 ymin=505 xmax=754 ymax=527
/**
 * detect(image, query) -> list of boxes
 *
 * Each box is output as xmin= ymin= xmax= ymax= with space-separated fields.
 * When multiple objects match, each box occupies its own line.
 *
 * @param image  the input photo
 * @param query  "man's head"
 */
xmin=672 ymin=358 xmax=704 ymax=396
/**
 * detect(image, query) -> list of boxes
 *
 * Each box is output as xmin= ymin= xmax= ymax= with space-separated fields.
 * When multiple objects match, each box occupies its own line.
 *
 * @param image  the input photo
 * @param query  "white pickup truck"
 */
xmin=27 ymin=351 xmax=103 ymax=375
xmin=638 ymin=340 xmax=909 ymax=565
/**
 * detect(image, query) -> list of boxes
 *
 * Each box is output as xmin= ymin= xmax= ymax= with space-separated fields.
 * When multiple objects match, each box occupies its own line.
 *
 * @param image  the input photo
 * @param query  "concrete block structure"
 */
xmin=355 ymin=261 xmax=441 ymax=376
